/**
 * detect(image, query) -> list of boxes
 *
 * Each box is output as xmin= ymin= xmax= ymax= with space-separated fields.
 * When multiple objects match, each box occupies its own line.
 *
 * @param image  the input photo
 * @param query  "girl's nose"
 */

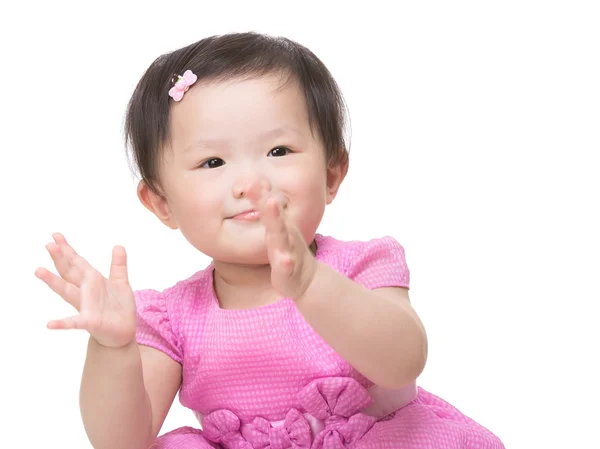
xmin=232 ymin=175 xmax=260 ymax=199
xmin=232 ymin=184 xmax=245 ymax=198
xmin=233 ymin=176 xmax=273 ymax=200
xmin=232 ymin=162 xmax=271 ymax=199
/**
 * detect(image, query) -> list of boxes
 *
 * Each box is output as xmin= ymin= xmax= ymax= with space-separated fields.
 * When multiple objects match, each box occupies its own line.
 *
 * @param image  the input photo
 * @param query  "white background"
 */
xmin=1 ymin=1 xmax=599 ymax=448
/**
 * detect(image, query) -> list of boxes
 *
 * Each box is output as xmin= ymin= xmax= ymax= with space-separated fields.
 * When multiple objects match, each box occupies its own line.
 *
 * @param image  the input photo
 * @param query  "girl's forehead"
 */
xmin=168 ymin=76 xmax=311 ymax=145
xmin=178 ymin=75 xmax=305 ymax=113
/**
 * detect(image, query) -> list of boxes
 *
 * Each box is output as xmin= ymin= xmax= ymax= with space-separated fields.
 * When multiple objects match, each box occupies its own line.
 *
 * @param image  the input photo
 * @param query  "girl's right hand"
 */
xmin=35 ymin=233 xmax=137 ymax=349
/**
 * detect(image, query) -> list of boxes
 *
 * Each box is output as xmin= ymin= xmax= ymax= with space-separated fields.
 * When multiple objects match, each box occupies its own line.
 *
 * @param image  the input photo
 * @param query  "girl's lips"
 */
xmin=231 ymin=210 xmax=260 ymax=221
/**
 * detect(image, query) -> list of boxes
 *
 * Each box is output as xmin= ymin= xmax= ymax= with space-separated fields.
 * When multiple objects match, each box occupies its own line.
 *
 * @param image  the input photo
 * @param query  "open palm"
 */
xmin=35 ymin=233 xmax=137 ymax=349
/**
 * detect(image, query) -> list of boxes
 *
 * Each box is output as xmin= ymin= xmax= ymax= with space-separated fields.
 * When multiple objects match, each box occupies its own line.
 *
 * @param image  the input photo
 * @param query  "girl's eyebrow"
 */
xmin=183 ymin=138 xmax=227 ymax=153
xmin=183 ymin=127 xmax=304 ymax=153
xmin=258 ymin=126 xmax=304 ymax=140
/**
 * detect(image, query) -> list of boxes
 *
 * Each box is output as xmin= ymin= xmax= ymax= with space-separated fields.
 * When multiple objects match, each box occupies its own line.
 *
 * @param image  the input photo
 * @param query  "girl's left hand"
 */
xmin=246 ymin=179 xmax=318 ymax=300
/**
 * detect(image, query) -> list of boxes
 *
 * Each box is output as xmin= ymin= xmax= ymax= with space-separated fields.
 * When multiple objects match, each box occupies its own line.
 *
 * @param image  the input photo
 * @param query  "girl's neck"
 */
xmin=212 ymin=261 xmax=276 ymax=310
xmin=211 ymin=240 xmax=317 ymax=310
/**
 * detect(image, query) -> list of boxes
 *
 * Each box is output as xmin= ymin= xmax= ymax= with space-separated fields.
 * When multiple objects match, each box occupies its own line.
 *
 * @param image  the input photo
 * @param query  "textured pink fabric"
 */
xmin=136 ymin=234 xmax=504 ymax=448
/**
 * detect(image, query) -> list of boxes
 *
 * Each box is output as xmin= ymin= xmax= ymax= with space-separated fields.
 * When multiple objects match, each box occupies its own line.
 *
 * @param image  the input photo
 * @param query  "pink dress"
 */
xmin=135 ymin=234 xmax=504 ymax=449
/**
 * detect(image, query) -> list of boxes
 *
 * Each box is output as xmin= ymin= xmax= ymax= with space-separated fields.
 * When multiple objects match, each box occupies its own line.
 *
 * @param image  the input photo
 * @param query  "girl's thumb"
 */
xmin=109 ymin=245 xmax=129 ymax=282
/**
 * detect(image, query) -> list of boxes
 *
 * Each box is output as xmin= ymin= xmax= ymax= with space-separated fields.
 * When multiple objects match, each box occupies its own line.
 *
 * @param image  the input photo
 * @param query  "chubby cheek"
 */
xmin=172 ymin=182 xmax=223 ymax=232
xmin=280 ymin=169 xmax=328 ymax=241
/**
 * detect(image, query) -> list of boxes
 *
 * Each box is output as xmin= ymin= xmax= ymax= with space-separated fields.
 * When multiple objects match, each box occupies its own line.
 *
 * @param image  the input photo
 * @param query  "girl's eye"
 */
xmin=268 ymin=146 xmax=292 ymax=157
xmin=200 ymin=158 xmax=225 ymax=169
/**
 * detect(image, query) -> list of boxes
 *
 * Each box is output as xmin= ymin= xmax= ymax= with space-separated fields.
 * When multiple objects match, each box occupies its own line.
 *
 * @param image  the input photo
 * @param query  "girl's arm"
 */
xmin=80 ymin=338 xmax=181 ymax=449
xmin=296 ymin=262 xmax=428 ymax=389
xmin=36 ymin=235 xmax=181 ymax=449
xmin=243 ymin=180 xmax=427 ymax=390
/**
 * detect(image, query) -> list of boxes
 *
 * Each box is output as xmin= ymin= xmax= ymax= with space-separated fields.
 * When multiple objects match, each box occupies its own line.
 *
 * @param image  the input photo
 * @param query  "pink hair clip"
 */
xmin=168 ymin=70 xmax=197 ymax=101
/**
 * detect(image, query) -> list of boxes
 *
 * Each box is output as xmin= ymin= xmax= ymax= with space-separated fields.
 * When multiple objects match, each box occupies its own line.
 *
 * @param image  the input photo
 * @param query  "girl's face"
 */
xmin=142 ymin=75 xmax=345 ymax=264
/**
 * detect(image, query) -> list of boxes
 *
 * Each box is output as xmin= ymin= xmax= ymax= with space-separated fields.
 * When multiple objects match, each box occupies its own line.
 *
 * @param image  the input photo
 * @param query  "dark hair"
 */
xmin=124 ymin=32 xmax=350 ymax=195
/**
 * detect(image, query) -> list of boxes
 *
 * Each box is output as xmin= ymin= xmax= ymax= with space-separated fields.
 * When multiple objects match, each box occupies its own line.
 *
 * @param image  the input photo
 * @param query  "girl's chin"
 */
xmin=195 ymin=239 xmax=269 ymax=264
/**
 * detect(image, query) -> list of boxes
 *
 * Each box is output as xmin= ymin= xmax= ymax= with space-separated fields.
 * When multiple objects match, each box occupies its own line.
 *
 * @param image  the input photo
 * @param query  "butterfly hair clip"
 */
xmin=168 ymin=70 xmax=197 ymax=102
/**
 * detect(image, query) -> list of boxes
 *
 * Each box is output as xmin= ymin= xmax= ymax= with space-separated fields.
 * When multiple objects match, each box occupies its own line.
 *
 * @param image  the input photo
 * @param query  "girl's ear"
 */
xmin=137 ymin=181 xmax=179 ymax=229
xmin=326 ymin=157 xmax=349 ymax=204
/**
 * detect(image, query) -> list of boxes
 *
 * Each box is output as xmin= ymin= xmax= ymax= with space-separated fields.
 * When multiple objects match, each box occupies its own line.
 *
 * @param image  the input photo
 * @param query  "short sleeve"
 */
xmin=135 ymin=288 xmax=183 ymax=364
xmin=344 ymin=236 xmax=410 ymax=290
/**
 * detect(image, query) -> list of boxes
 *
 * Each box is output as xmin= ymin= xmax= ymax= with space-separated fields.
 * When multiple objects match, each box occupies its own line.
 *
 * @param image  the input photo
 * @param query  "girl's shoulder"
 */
xmin=133 ymin=265 xmax=215 ymax=362
xmin=315 ymin=233 xmax=410 ymax=289
xmin=315 ymin=233 xmax=408 ymax=267
xmin=162 ymin=264 xmax=216 ymax=313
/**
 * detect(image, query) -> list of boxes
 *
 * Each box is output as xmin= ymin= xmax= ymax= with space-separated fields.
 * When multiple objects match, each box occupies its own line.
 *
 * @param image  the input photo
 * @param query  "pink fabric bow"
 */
xmin=297 ymin=378 xmax=378 ymax=449
xmin=168 ymin=69 xmax=197 ymax=101
xmin=202 ymin=378 xmax=377 ymax=449
xmin=202 ymin=409 xmax=252 ymax=449
xmin=202 ymin=408 xmax=312 ymax=449
xmin=241 ymin=409 xmax=312 ymax=449
xmin=310 ymin=414 xmax=377 ymax=449
xmin=297 ymin=377 xmax=373 ymax=419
